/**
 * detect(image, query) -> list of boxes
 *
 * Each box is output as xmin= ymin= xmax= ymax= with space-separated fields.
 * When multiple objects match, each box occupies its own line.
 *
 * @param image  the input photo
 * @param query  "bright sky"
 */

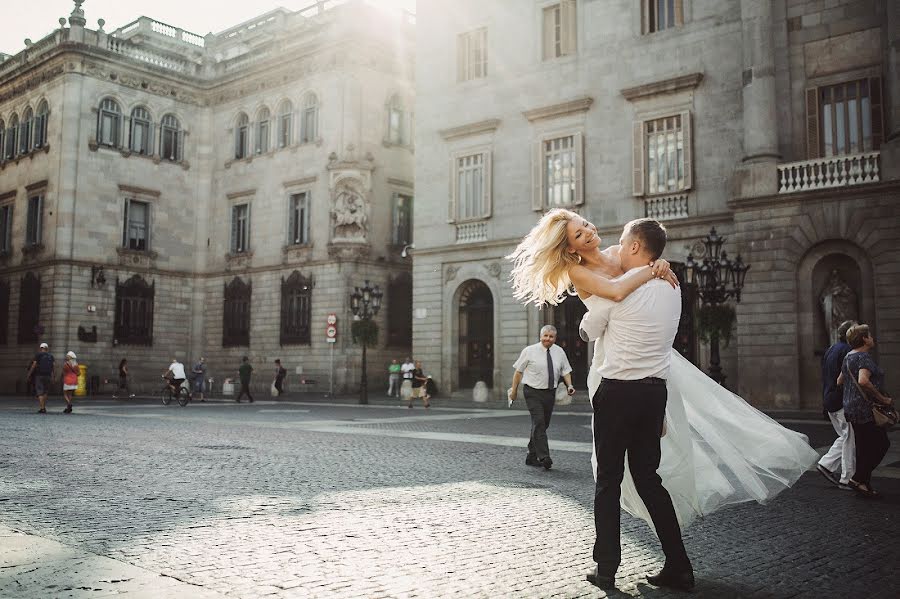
xmin=1 ymin=0 xmax=415 ymax=55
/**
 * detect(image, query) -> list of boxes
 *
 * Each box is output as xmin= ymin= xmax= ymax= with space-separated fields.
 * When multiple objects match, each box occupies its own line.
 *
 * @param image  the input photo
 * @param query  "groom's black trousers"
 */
xmin=592 ymin=378 xmax=690 ymax=576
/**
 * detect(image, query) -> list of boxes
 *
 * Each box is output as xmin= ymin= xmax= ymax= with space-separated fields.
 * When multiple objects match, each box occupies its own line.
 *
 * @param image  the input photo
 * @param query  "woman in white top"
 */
xmin=508 ymin=208 xmax=818 ymax=530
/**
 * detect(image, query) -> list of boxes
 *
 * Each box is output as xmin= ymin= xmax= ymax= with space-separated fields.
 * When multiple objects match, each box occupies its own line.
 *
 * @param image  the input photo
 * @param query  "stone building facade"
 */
xmin=413 ymin=0 xmax=900 ymax=408
xmin=0 ymin=0 xmax=415 ymax=393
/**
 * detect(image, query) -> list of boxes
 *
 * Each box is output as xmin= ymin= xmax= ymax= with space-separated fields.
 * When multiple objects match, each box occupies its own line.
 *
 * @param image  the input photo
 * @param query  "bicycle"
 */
xmin=160 ymin=376 xmax=192 ymax=407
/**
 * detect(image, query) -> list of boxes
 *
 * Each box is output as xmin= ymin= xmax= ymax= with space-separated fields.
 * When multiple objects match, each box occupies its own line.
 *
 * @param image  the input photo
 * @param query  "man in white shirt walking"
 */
xmin=508 ymin=325 xmax=575 ymax=470
xmin=581 ymin=218 xmax=693 ymax=592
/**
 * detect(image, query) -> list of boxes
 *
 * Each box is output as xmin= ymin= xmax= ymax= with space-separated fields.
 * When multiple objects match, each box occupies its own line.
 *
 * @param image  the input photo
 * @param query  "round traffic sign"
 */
xmin=327 ymin=313 xmax=337 ymax=325
xmin=326 ymin=325 xmax=337 ymax=338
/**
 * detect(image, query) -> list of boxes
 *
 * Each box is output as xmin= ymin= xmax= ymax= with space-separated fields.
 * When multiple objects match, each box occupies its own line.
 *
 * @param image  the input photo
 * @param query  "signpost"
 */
xmin=326 ymin=313 xmax=337 ymax=396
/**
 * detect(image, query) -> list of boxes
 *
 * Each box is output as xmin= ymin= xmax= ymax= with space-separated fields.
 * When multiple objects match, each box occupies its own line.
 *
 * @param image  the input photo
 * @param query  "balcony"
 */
xmin=778 ymin=151 xmax=880 ymax=194
xmin=644 ymin=193 xmax=688 ymax=221
xmin=455 ymin=221 xmax=488 ymax=244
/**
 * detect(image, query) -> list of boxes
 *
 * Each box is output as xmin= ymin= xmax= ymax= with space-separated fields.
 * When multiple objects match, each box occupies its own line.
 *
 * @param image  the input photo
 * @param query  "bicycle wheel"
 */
xmin=161 ymin=387 xmax=172 ymax=405
xmin=177 ymin=389 xmax=191 ymax=407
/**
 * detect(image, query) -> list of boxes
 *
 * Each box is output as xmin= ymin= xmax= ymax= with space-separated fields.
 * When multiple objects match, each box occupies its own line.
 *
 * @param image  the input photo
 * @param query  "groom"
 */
xmin=582 ymin=218 xmax=694 ymax=591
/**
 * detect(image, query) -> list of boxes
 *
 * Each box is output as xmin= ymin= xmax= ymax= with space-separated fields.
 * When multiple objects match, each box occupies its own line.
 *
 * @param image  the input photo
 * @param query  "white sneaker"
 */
xmin=129 ymin=394 xmax=136 ymax=398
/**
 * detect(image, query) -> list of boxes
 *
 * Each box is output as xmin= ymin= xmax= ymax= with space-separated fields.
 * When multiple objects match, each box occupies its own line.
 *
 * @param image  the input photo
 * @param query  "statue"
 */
xmin=819 ymin=270 xmax=858 ymax=346
xmin=331 ymin=177 xmax=368 ymax=240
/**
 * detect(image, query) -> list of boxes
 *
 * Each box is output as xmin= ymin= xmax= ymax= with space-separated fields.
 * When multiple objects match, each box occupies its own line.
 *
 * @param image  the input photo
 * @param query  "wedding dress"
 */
xmin=582 ymin=295 xmax=819 ymax=530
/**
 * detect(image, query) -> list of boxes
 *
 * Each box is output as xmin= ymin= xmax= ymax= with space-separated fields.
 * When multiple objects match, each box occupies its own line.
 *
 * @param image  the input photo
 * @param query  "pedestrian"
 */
xmin=163 ymin=357 xmax=188 ymax=403
xmin=192 ymin=357 xmax=207 ymax=402
xmin=273 ymin=359 xmax=287 ymax=396
xmin=26 ymin=342 xmax=55 ymax=414
xmin=507 ymin=325 xmax=575 ymax=470
xmin=387 ymin=359 xmax=402 ymax=397
xmin=817 ymin=320 xmax=857 ymax=489
xmin=113 ymin=358 xmax=135 ymax=398
xmin=237 ymin=356 xmax=254 ymax=403
xmin=409 ymin=360 xmax=431 ymax=408
xmin=839 ymin=324 xmax=894 ymax=498
xmin=400 ymin=355 xmax=415 ymax=400
xmin=61 ymin=351 xmax=78 ymax=414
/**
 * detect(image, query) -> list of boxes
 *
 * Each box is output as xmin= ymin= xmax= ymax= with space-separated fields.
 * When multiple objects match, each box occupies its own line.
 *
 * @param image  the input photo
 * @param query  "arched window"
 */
xmin=34 ymin=101 xmax=49 ymax=149
xmin=280 ymin=271 xmax=312 ymax=345
xmin=223 ymin=277 xmax=252 ymax=347
xmin=98 ymin=98 xmax=122 ymax=148
xmin=277 ymin=100 xmax=293 ymax=148
xmin=5 ymin=114 xmax=18 ymax=159
xmin=17 ymin=272 xmax=41 ymax=344
xmin=20 ymin=107 xmax=33 ymax=155
xmin=387 ymin=94 xmax=407 ymax=145
xmin=129 ymin=106 xmax=152 ymax=155
xmin=160 ymin=114 xmax=182 ymax=162
xmin=235 ymin=112 xmax=249 ymax=159
xmin=256 ymin=107 xmax=270 ymax=154
xmin=300 ymin=93 xmax=318 ymax=144
xmin=114 ymin=274 xmax=154 ymax=346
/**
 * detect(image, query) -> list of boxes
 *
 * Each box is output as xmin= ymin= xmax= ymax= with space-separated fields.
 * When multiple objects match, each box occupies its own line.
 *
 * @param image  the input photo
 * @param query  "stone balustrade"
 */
xmin=644 ymin=193 xmax=689 ymax=221
xmin=778 ymin=151 xmax=880 ymax=193
xmin=455 ymin=222 xmax=488 ymax=244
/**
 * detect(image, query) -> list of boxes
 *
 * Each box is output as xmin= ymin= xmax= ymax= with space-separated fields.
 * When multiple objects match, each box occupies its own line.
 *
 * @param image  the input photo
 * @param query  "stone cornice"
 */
xmin=226 ymin=188 xmax=256 ymax=200
xmin=26 ymin=179 xmax=49 ymax=192
xmin=282 ymin=176 xmax=317 ymax=188
xmin=118 ymin=184 xmax=161 ymax=198
xmin=621 ymin=72 xmax=704 ymax=102
xmin=387 ymin=177 xmax=413 ymax=189
xmin=522 ymin=96 xmax=594 ymax=122
xmin=0 ymin=190 xmax=16 ymax=202
xmin=439 ymin=119 xmax=501 ymax=141
xmin=727 ymin=180 xmax=900 ymax=210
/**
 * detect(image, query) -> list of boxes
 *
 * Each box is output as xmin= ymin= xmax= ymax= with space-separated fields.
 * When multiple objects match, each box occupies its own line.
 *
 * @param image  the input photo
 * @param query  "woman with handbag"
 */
xmin=838 ymin=324 xmax=894 ymax=498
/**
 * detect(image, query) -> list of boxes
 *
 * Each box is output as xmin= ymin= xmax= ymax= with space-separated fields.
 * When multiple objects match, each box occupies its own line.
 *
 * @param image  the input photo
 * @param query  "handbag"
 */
xmin=843 ymin=358 xmax=898 ymax=430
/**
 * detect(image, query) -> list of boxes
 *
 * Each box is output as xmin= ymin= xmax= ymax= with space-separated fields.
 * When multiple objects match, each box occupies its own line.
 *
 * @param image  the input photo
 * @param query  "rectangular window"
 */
xmin=543 ymin=1 xmax=577 ymax=60
xmin=644 ymin=0 xmax=683 ymax=33
xmin=646 ymin=115 xmax=685 ymax=195
xmin=388 ymin=108 xmax=404 ymax=145
xmin=392 ymin=193 xmax=413 ymax=245
xmin=122 ymin=199 xmax=150 ymax=251
xmin=114 ymin=276 xmax=154 ymax=346
xmin=288 ymin=192 xmax=310 ymax=245
xmin=0 ymin=204 xmax=12 ymax=254
xmin=458 ymin=28 xmax=488 ymax=82
xmin=820 ymin=79 xmax=875 ymax=157
xmin=301 ymin=108 xmax=317 ymax=144
xmin=25 ymin=195 xmax=43 ymax=246
xmin=231 ymin=203 xmax=250 ymax=253
xmin=223 ymin=278 xmax=251 ymax=347
xmin=99 ymin=111 xmax=120 ymax=147
xmin=280 ymin=273 xmax=312 ymax=345
xmin=544 ymin=136 xmax=577 ymax=206
xmin=451 ymin=150 xmax=492 ymax=222
xmin=4 ymin=126 xmax=15 ymax=159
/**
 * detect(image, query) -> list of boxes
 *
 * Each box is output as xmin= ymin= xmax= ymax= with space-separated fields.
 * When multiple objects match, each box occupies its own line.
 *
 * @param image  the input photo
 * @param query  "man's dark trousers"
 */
xmin=524 ymin=385 xmax=556 ymax=460
xmin=592 ymin=379 xmax=690 ymax=576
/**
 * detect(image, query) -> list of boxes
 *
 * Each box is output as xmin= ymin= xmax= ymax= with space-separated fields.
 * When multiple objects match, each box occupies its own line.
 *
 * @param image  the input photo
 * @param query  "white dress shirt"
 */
xmin=513 ymin=342 xmax=573 ymax=389
xmin=579 ymin=278 xmax=681 ymax=380
xmin=401 ymin=361 xmax=415 ymax=379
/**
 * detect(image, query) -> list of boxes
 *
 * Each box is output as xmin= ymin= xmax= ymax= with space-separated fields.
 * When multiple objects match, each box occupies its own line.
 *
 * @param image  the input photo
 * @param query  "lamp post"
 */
xmin=684 ymin=227 xmax=750 ymax=385
xmin=349 ymin=280 xmax=382 ymax=404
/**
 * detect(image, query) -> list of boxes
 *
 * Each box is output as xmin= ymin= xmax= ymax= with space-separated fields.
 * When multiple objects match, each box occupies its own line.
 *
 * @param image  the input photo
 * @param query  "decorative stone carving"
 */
xmin=445 ymin=265 xmax=459 ymax=283
xmin=819 ymin=269 xmax=858 ymax=345
xmin=484 ymin=262 xmax=501 ymax=278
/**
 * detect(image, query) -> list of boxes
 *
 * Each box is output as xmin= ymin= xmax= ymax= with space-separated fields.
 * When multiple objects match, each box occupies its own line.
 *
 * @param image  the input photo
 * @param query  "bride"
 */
xmin=507 ymin=208 xmax=819 ymax=529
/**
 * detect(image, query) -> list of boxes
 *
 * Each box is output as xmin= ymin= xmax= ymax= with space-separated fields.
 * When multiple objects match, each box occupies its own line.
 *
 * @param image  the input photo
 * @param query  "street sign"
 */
xmin=327 ymin=313 xmax=337 ymax=325
xmin=326 ymin=324 xmax=337 ymax=339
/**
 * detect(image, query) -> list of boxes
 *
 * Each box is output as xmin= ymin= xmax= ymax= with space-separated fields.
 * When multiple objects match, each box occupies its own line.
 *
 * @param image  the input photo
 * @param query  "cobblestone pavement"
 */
xmin=1 ymin=397 xmax=898 ymax=598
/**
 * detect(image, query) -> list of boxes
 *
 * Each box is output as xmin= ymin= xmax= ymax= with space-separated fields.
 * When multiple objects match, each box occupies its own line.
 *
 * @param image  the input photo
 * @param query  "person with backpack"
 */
xmin=27 ymin=342 xmax=55 ymax=414
xmin=273 ymin=359 xmax=287 ymax=396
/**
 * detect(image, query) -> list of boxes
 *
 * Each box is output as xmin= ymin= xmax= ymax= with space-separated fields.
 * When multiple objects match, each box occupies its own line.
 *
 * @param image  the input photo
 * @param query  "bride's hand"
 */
xmin=649 ymin=259 xmax=679 ymax=288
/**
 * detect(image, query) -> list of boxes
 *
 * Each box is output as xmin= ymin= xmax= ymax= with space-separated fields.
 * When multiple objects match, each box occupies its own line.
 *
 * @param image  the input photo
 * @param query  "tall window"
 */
xmin=644 ymin=0 xmax=684 ymax=33
xmin=387 ymin=95 xmax=408 ymax=145
xmin=25 ymin=195 xmax=43 ymax=247
xmin=632 ymin=112 xmax=692 ymax=197
xmin=280 ymin=271 xmax=312 ymax=345
xmin=0 ymin=204 xmax=13 ymax=254
xmin=386 ymin=273 xmax=412 ymax=348
xmin=235 ymin=113 xmax=249 ymax=159
xmin=544 ymin=135 xmax=578 ymax=206
xmin=810 ymin=78 xmax=883 ymax=158
xmin=450 ymin=150 xmax=491 ymax=222
xmin=5 ymin=114 xmax=18 ymax=159
xmin=129 ymin=106 xmax=152 ymax=155
xmin=18 ymin=272 xmax=40 ymax=344
xmin=34 ymin=101 xmax=49 ymax=149
xmin=301 ymin=93 xmax=318 ymax=144
xmin=256 ymin=107 xmax=270 ymax=154
xmin=160 ymin=114 xmax=182 ymax=162
xmin=114 ymin=274 xmax=154 ymax=346
xmin=458 ymin=28 xmax=488 ymax=81
xmin=122 ymin=199 xmax=150 ymax=251
xmin=288 ymin=192 xmax=310 ymax=245
xmin=543 ymin=1 xmax=577 ymax=60
xmin=98 ymin=98 xmax=122 ymax=148
xmin=223 ymin=277 xmax=251 ymax=347
xmin=0 ymin=279 xmax=8 ymax=345
xmin=20 ymin=108 xmax=33 ymax=155
xmin=231 ymin=203 xmax=250 ymax=254
xmin=278 ymin=100 xmax=293 ymax=148
xmin=392 ymin=192 xmax=412 ymax=245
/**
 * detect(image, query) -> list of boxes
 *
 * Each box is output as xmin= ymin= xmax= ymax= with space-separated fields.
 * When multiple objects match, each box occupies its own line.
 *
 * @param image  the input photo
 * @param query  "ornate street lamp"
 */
xmin=684 ymin=227 xmax=751 ymax=385
xmin=349 ymin=280 xmax=382 ymax=404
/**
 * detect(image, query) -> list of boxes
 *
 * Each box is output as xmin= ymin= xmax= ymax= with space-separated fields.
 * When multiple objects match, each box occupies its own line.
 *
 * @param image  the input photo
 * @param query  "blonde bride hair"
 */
xmin=506 ymin=208 xmax=582 ymax=307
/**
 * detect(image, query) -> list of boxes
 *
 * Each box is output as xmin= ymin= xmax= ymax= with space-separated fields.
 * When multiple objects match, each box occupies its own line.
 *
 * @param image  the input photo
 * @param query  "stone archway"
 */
xmin=457 ymin=279 xmax=494 ymax=388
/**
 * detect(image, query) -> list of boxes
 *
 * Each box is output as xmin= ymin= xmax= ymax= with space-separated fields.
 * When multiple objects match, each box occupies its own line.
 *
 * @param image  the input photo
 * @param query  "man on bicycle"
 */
xmin=163 ymin=358 xmax=188 ymax=402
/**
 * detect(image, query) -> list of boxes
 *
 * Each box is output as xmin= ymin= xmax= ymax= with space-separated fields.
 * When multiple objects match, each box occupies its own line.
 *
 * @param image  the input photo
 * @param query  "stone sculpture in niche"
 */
xmin=819 ymin=269 xmax=858 ymax=346
xmin=331 ymin=177 xmax=368 ymax=240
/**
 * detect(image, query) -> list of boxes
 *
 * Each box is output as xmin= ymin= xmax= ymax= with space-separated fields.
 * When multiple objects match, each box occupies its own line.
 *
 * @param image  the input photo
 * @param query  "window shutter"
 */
xmin=632 ymin=120 xmax=645 ymax=196
xmin=146 ymin=203 xmax=152 ymax=252
xmin=681 ymin=110 xmax=693 ymax=191
xmin=231 ymin=206 xmax=238 ymax=253
xmin=805 ymin=87 xmax=820 ymax=159
xmin=246 ymin=204 xmax=251 ymax=251
xmin=37 ymin=196 xmax=43 ymax=243
xmin=149 ymin=123 xmax=156 ymax=156
xmin=288 ymin=196 xmax=297 ymax=244
xmin=176 ymin=130 xmax=184 ymax=161
xmin=674 ymin=0 xmax=684 ymax=26
xmin=574 ymin=131 xmax=585 ymax=205
xmin=483 ymin=151 xmax=493 ymax=219
xmin=532 ymin=139 xmax=543 ymax=211
xmin=235 ymin=129 xmax=241 ymax=158
xmin=457 ymin=34 xmax=466 ymax=81
xmin=642 ymin=0 xmax=651 ymax=34
xmin=448 ymin=157 xmax=457 ymax=223
xmin=542 ymin=7 xmax=556 ymax=61
xmin=561 ymin=0 xmax=577 ymax=56
xmin=95 ymin=110 xmax=101 ymax=145
xmin=870 ymin=76 xmax=883 ymax=150
xmin=122 ymin=199 xmax=129 ymax=247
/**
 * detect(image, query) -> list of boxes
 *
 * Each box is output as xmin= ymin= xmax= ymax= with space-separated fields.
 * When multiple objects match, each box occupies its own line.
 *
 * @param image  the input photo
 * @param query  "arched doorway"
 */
xmin=458 ymin=280 xmax=494 ymax=388
xmin=552 ymin=295 xmax=588 ymax=389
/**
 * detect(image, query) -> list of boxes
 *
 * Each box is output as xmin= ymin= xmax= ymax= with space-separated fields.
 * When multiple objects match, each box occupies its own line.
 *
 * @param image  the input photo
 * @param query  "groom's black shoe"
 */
xmin=541 ymin=457 xmax=553 ymax=470
xmin=647 ymin=569 xmax=695 ymax=592
xmin=586 ymin=566 xmax=615 ymax=590
xmin=525 ymin=454 xmax=540 ymax=467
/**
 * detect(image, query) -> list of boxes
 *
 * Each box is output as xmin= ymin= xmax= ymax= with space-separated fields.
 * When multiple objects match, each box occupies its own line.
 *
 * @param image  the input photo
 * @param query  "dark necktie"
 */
xmin=546 ymin=348 xmax=555 ymax=390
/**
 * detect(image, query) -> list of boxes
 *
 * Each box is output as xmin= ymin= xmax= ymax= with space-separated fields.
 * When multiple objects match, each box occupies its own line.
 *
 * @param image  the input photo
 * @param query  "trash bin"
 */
xmin=222 ymin=378 xmax=234 ymax=396
xmin=75 ymin=364 xmax=88 ymax=396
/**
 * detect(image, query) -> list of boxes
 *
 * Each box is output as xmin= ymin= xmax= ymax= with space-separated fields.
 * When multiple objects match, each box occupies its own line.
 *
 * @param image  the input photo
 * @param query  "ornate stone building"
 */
xmin=0 ymin=0 xmax=415 ymax=392
xmin=413 ymin=0 xmax=900 ymax=408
